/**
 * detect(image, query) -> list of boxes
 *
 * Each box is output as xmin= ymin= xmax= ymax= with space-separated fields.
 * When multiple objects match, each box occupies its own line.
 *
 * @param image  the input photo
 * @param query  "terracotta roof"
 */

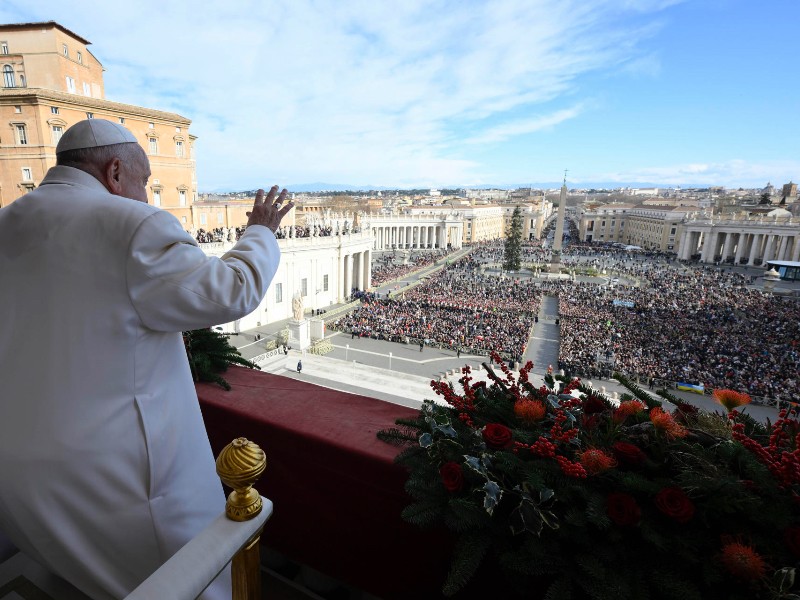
xmin=0 ymin=21 xmax=91 ymax=46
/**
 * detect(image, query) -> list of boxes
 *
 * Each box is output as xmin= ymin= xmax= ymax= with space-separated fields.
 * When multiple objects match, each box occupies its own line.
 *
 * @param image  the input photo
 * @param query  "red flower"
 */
xmin=613 ymin=400 xmax=646 ymax=423
xmin=612 ymin=441 xmax=646 ymax=466
xmin=578 ymin=448 xmax=617 ymax=475
xmin=650 ymin=407 xmax=688 ymax=439
xmin=439 ymin=462 xmax=464 ymax=493
xmin=718 ymin=541 xmax=767 ymax=580
xmin=654 ymin=487 xmax=695 ymax=523
xmin=483 ymin=423 xmax=513 ymax=449
xmin=784 ymin=526 xmax=800 ymax=558
xmin=712 ymin=389 xmax=752 ymax=412
xmin=514 ymin=399 xmax=546 ymax=423
xmin=606 ymin=492 xmax=641 ymax=526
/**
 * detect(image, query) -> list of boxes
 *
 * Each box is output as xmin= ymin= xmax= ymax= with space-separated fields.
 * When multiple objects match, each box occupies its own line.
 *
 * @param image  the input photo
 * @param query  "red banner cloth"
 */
xmin=196 ymin=366 xmax=452 ymax=598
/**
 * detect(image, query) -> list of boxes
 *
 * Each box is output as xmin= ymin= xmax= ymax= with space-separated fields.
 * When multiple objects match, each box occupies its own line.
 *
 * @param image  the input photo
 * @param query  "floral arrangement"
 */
xmin=378 ymin=353 xmax=800 ymax=599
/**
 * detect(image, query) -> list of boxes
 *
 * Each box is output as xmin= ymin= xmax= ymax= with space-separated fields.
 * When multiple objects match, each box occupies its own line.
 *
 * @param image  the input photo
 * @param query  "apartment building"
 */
xmin=0 ymin=21 xmax=197 ymax=227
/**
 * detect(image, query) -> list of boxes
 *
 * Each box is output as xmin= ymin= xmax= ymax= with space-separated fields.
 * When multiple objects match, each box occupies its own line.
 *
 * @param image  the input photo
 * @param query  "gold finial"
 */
xmin=215 ymin=437 xmax=267 ymax=522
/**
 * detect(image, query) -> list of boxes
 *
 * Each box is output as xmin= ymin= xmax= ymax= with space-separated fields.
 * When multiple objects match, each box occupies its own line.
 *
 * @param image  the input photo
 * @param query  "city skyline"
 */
xmin=2 ymin=0 xmax=799 ymax=191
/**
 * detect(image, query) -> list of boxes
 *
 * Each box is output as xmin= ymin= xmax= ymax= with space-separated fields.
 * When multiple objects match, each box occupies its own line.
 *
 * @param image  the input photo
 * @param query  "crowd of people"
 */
xmin=193 ymin=226 xmax=245 ymax=244
xmin=370 ymin=248 xmax=455 ymax=286
xmin=334 ymin=249 xmax=541 ymax=357
xmin=550 ymin=263 xmax=800 ymax=401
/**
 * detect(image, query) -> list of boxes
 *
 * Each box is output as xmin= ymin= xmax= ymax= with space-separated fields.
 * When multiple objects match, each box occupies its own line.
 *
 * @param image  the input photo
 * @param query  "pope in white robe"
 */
xmin=0 ymin=119 xmax=292 ymax=599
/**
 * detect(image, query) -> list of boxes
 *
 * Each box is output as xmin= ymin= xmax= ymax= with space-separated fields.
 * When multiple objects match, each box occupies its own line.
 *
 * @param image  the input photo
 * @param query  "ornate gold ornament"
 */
xmin=215 ymin=437 xmax=266 ymax=521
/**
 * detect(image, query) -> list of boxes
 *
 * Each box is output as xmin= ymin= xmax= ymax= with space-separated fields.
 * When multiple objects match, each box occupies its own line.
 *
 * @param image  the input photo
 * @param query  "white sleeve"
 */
xmin=126 ymin=211 xmax=280 ymax=332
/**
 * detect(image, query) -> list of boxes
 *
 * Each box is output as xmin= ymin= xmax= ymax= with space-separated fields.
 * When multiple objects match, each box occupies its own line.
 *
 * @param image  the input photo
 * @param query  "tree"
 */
xmin=503 ymin=206 xmax=523 ymax=272
xmin=759 ymin=192 xmax=772 ymax=205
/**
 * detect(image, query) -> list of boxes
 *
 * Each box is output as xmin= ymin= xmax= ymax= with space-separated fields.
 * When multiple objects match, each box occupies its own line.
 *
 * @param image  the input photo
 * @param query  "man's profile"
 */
xmin=0 ymin=119 xmax=293 ymax=600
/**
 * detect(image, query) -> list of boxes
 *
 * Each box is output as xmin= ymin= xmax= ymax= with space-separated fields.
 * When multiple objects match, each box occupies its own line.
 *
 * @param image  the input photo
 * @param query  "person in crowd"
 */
xmin=0 ymin=119 xmax=294 ymax=600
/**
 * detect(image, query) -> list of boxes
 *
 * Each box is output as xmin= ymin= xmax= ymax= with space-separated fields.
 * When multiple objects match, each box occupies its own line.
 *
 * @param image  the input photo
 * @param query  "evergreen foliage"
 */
xmin=379 ymin=353 xmax=800 ymax=598
xmin=182 ymin=328 xmax=259 ymax=390
xmin=503 ymin=206 xmax=523 ymax=272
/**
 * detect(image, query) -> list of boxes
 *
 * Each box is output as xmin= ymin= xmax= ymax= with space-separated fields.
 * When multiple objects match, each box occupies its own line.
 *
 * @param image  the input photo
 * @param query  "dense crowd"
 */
xmin=370 ymin=249 xmax=454 ymax=286
xmin=334 ymin=252 xmax=540 ymax=357
xmin=194 ymin=227 xmax=246 ymax=244
xmin=549 ymin=265 xmax=800 ymax=401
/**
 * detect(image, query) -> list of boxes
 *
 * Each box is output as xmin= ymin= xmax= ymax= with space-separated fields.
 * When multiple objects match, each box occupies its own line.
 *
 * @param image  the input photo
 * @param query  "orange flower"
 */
xmin=613 ymin=400 xmax=646 ymax=423
xmin=650 ymin=407 xmax=688 ymax=439
xmin=578 ymin=448 xmax=617 ymax=475
xmin=712 ymin=389 xmax=752 ymax=412
xmin=514 ymin=399 xmax=546 ymax=423
xmin=719 ymin=541 xmax=768 ymax=580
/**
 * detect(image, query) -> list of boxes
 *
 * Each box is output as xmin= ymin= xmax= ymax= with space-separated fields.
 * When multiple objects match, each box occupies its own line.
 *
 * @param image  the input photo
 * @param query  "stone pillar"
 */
xmin=720 ymin=232 xmax=733 ymax=263
xmin=355 ymin=253 xmax=364 ymax=290
xmin=777 ymin=235 xmax=789 ymax=261
xmin=364 ymin=250 xmax=371 ymax=289
xmin=344 ymin=254 xmax=353 ymax=299
xmin=791 ymin=235 xmax=800 ymax=262
xmin=747 ymin=234 xmax=762 ymax=265
xmin=733 ymin=233 xmax=745 ymax=265
xmin=762 ymin=235 xmax=776 ymax=264
xmin=338 ymin=253 xmax=345 ymax=301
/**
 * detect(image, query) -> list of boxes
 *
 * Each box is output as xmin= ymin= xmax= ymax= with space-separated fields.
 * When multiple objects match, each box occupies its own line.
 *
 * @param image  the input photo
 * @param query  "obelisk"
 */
xmin=549 ymin=170 xmax=568 ymax=273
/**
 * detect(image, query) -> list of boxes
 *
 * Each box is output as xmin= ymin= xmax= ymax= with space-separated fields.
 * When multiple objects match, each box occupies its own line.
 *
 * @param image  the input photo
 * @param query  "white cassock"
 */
xmin=0 ymin=166 xmax=281 ymax=599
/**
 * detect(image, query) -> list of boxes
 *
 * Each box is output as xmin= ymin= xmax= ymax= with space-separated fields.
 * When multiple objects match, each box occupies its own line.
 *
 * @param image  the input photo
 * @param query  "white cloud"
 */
xmin=1 ymin=0 xmax=682 ymax=188
xmin=594 ymin=160 xmax=800 ymax=188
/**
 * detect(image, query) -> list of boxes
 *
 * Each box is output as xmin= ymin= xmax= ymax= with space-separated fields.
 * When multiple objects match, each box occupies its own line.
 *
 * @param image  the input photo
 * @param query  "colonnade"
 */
xmin=339 ymin=249 xmax=371 ymax=298
xmin=371 ymin=224 xmax=462 ymax=250
xmin=678 ymin=223 xmax=800 ymax=265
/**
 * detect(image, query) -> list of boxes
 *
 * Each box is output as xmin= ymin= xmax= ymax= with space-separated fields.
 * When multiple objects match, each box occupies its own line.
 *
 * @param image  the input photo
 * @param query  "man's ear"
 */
xmin=103 ymin=157 xmax=124 ymax=195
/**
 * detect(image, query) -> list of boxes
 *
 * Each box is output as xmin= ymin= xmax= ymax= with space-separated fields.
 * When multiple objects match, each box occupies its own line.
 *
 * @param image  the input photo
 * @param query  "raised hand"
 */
xmin=245 ymin=186 xmax=295 ymax=233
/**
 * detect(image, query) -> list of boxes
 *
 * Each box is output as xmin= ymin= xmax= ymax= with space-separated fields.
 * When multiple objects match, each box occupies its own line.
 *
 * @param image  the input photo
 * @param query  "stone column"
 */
xmin=344 ymin=254 xmax=353 ymax=299
xmin=355 ymin=253 xmax=363 ymax=290
xmin=720 ymin=232 xmax=733 ymax=263
xmin=777 ymin=235 xmax=789 ymax=261
xmin=762 ymin=235 xmax=776 ymax=264
xmin=733 ymin=233 xmax=745 ymax=265
xmin=790 ymin=235 xmax=800 ymax=262
xmin=338 ymin=252 xmax=345 ymax=301
xmin=747 ymin=234 xmax=762 ymax=265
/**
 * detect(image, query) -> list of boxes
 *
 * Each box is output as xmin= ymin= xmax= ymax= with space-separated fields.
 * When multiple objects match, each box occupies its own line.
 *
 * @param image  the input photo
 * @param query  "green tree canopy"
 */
xmin=503 ymin=206 xmax=523 ymax=272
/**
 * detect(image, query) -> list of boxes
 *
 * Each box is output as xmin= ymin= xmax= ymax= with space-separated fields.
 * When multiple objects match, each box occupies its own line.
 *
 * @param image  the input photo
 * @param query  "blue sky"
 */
xmin=2 ymin=0 xmax=798 ymax=190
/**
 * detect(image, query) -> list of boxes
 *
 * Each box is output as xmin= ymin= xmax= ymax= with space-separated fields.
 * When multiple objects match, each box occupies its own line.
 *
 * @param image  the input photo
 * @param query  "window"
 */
xmin=65 ymin=76 xmax=75 ymax=93
xmin=175 ymin=140 xmax=184 ymax=157
xmin=275 ymin=283 xmax=283 ymax=303
xmin=323 ymin=274 xmax=329 ymax=291
xmin=14 ymin=105 xmax=21 ymax=113
xmin=62 ymin=44 xmax=68 ymax=57
xmin=148 ymin=138 xmax=158 ymax=154
xmin=176 ymin=127 xmax=181 ymax=133
xmin=1 ymin=43 xmax=7 ymax=54
xmin=76 ymin=51 xmax=82 ymax=64
xmin=86 ymin=112 xmax=94 ymax=119
xmin=15 ymin=124 xmax=27 ymax=145
xmin=301 ymin=278 xmax=308 ymax=297
xmin=118 ymin=117 xmax=125 ymax=124
xmin=148 ymin=122 xmax=154 ymax=129
xmin=50 ymin=106 xmax=59 ymax=114
xmin=82 ymin=82 xmax=90 ymax=96
xmin=217 ymin=212 xmax=223 ymax=224
xmin=152 ymin=190 xmax=161 ymax=206
xmin=181 ymin=216 xmax=187 ymax=224
xmin=51 ymin=126 xmax=63 ymax=144
xmin=200 ymin=213 xmax=207 ymax=225
xmin=22 ymin=168 xmax=32 ymax=181
xmin=179 ymin=190 xmax=187 ymax=206
xmin=3 ymin=65 xmax=15 ymax=87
